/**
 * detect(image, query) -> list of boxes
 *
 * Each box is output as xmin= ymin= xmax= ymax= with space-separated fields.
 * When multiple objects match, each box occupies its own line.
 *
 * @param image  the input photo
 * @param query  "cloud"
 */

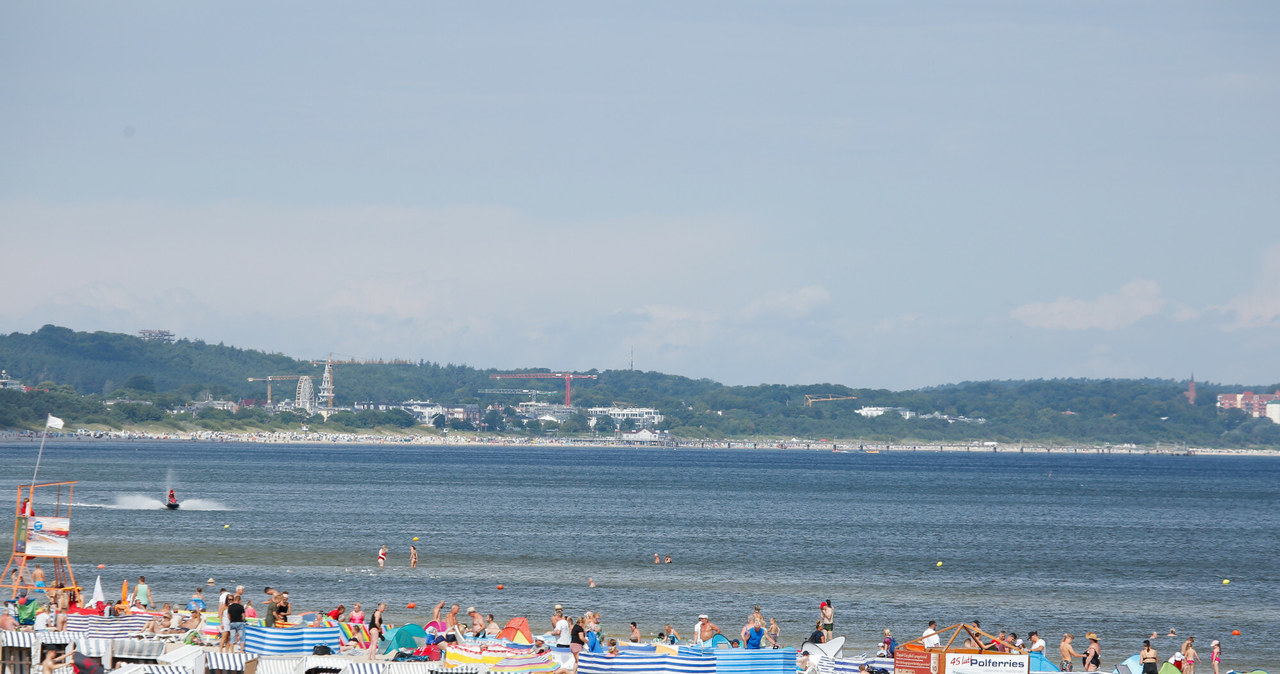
xmin=1221 ymin=245 xmax=1280 ymax=330
xmin=739 ymin=285 xmax=830 ymax=320
xmin=1010 ymin=280 xmax=1164 ymax=330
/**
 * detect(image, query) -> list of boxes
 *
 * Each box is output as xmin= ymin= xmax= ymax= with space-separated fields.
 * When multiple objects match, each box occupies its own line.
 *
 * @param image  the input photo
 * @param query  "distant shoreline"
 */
xmin=2 ymin=429 xmax=1277 ymax=456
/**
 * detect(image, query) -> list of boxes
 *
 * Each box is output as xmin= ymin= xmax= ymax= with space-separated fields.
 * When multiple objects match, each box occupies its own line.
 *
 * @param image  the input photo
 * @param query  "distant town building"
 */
xmin=1217 ymin=391 xmax=1280 ymax=418
xmin=516 ymin=402 xmax=577 ymax=423
xmin=856 ymin=406 xmax=915 ymax=419
xmin=1268 ymin=401 xmax=1280 ymax=425
xmin=587 ymin=406 xmax=664 ymax=428
xmin=137 ymin=329 xmax=175 ymax=342
xmin=443 ymin=404 xmax=481 ymax=424
xmin=617 ymin=429 xmax=670 ymax=445
xmin=0 ymin=370 xmax=25 ymax=390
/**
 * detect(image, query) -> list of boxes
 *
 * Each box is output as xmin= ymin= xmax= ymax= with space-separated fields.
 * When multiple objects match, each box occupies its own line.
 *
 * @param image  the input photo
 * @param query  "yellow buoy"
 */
xmin=936 ymin=561 xmax=943 ymax=567
xmin=1222 ymin=579 xmax=1230 ymax=584
xmin=413 ymin=537 xmax=419 ymax=541
xmin=224 ymin=524 xmax=230 ymax=529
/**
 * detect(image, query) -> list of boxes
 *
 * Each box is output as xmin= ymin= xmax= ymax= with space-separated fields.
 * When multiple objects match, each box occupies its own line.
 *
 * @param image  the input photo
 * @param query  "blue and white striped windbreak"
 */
xmin=244 ymin=626 xmax=343 ymax=655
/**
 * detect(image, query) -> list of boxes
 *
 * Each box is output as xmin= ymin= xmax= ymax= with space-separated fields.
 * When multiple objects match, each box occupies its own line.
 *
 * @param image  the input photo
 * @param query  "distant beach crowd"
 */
xmin=1 ymin=429 xmax=1276 ymax=455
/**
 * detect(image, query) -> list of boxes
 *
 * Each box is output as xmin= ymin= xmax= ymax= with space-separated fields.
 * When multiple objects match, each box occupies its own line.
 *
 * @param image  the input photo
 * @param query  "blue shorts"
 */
xmin=229 ymin=623 xmax=246 ymax=641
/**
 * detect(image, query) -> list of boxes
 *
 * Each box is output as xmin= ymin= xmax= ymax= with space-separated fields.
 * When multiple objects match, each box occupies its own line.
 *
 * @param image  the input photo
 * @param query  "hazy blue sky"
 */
xmin=3 ymin=2 xmax=1278 ymax=389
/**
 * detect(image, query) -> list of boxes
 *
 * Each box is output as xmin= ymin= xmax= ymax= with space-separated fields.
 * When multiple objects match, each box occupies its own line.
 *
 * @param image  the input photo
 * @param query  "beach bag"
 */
xmin=312 ymin=644 xmax=332 ymax=655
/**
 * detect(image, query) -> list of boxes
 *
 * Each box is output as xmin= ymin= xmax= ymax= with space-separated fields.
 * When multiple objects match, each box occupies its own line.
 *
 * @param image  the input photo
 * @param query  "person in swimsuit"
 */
xmin=1141 ymin=640 xmax=1158 ymax=674
xmin=1060 ymin=633 xmax=1082 ymax=672
xmin=377 ymin=545 xmax=387 ymax=568
xmin=664 ymin=624 xmax=680 ymax=644
xmin=349 ymin=602 xmax=364 ymax=624
xmin=1208 ymin=640 xmax=1221 ymax=674
xmin=820 ymin=601 xmax=834 ymax=642
xmin=1083 ymin=633 xmax=1101 ymax=672
xmin=1181 ymin=637 xmax=1198 ymax=674
xmin=409 ymin=545 xmax=418 ymax=568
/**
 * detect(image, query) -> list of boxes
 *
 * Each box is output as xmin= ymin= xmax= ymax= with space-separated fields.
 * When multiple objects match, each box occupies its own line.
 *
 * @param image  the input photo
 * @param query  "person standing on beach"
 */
xmin=1028 ymin=631 xmax=1045 ymax=652
xmin=467 ymin=607 xmax=485 ymax=637
xmin=551 ymin=604 xmax=565 ymax=630
xmin=1181 ymin=637 xmax=1198 ymax=674
xmin=378 ymin=545 xmax=387 ymax=568
xmin=664 ymin=624 xmax=680 ymax=644
xmin=228 ymin=595 xmax=247 ymax=652
xmin=1082 ymin=632 xmax=1101 ymax=672
xmin=1060 ymin=633 xmax=1082 ymax=671
xmin=820 ymin=601 xmax=834 ymax=642
xmin=349 ymin=603 xmax=365 ymax=625
xmin=133 ymin=577 xmax=151 ymax=610
xmin=695 ymin=615 xmax=721 ymax=645
xmin=187 ymin=588 xmax=206 ymax=612
xmin=570 ymin=616 xmax=587 ymax=666
xmin=923 ymin=621 xmax=940 ymax=648
xmin=553 ymin=612 xmax=571 ymax=648
xmin=486 ymin=614 xmax=500 ymax=637
xmin=409 ymin=545 xmax=418 ymax=568
xmin=262 ymin=588 xmax=278 ymax=628
xmin=1140 ymin=640 xmax=1159 ymax=674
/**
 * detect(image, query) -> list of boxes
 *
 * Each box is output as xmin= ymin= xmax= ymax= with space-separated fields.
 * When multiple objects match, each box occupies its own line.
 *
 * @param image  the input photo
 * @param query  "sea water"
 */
xmin=0 ymin=441 xmax=1275 ymax=669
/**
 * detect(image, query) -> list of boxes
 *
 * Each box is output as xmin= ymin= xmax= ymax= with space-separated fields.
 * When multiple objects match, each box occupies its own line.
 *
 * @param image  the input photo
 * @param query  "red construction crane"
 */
xmin=489 ymin=372 xmax=598 ymax=405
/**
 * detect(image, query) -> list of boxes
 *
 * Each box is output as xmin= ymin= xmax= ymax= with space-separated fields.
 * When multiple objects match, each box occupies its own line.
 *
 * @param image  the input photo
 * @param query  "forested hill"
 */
xmin=2 ymin=325 xmax=1279 ymax=446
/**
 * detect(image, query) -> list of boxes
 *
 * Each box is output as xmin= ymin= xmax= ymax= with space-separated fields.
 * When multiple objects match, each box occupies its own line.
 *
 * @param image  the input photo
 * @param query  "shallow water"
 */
xmin=1 ymin=441 xmax=1275 ymax=669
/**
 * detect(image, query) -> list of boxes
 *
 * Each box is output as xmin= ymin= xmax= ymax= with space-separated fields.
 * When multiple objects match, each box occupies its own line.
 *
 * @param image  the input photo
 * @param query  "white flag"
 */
xmin=46 ymin=415 xmax=64 ymax=429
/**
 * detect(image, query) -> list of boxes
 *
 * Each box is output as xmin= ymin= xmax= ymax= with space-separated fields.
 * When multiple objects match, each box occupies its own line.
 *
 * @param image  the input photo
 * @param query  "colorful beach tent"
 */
xmin=1114 ymin=653 xmax=1142 ymax=674
xmin=381 ymin=624 xmax=428 ymax=653
xmin=496 ymin=617 xmax=534 ymax=645
xmin=1031 ymin=651 xmax=1061 ymax=673
xmin=1159 ymin=663 xmax=1183 ymax=674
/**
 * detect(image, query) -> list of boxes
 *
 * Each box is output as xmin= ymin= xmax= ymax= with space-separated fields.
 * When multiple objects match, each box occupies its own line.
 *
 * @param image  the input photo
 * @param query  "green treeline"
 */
xmin=1 ymin=325 xmax=1278 ymax=447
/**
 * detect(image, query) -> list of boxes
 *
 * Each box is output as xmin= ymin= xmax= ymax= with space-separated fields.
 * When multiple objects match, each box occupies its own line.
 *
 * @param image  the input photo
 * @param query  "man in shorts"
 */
xmin=227 ymin=595 xmax=246 ymax=652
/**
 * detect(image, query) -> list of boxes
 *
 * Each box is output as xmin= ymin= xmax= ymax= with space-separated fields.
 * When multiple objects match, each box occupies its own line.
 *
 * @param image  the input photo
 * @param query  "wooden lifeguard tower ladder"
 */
xmin=1 ymin=481 xmax=79 ymax=598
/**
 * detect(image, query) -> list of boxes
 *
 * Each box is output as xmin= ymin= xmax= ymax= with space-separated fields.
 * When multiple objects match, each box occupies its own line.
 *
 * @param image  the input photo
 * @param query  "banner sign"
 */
xmin=24 ymin=516 xmax=70 ymax=557
xmin=945 ymin=653 xmax=1029 ymax=674
xmin=13 ymin=516 xmax=28 ymax=554
xmin=896 ymin=649 xmax=939 ymax=674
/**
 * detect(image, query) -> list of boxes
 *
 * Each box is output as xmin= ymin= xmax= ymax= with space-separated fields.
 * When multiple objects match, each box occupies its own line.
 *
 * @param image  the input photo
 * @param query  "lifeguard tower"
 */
xmin=2 ymin=481 xmax=79 ymax=598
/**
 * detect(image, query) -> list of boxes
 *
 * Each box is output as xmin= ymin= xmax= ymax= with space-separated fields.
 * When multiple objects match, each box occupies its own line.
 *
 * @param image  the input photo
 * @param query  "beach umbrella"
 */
xmin=89 ymin=576 xmax=105 ymax=606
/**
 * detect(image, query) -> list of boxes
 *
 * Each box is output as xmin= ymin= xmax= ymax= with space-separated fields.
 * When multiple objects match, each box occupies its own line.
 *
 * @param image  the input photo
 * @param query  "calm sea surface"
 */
xmin=1 ymin=441 xmax=1276 ymax=669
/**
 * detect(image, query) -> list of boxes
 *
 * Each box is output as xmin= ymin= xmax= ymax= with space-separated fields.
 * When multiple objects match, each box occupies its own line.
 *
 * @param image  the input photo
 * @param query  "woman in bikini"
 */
xmin=1140 ymin=640 xmax=1158 ymax=674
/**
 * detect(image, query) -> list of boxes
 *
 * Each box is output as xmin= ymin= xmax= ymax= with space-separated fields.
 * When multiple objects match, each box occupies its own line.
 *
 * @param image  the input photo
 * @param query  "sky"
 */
xmin=2 ymin=2 xmax=1278 ymax=390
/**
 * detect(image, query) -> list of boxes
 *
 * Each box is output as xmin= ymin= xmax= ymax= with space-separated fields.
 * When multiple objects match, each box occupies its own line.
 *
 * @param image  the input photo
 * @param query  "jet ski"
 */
xmin=166 ymin=490 xmax=179 ymax=510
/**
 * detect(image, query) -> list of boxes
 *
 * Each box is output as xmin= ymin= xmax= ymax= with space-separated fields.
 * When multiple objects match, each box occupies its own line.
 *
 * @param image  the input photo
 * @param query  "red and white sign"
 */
xmin=945 ymin=653 xmax=1029 ymax=674
xmin=896 ymin=650 xmax=939 ymax=674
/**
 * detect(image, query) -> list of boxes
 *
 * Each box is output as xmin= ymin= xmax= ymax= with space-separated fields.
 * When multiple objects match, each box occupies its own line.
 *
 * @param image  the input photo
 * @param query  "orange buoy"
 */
xmin=97 ymin=564 xmax=105 ymax=569
xmin=407 ymin=602 xmax=416 ymax=609
xmin=496 ymin=584 xmax=504 ymax=590
xmin=1232 ymin=630 xmax=1241 ymax=636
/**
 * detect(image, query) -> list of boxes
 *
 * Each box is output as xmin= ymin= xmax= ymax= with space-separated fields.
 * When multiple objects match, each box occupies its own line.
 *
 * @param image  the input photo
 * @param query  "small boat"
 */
xmin=165 ymin=490 xmax=180 ymax=510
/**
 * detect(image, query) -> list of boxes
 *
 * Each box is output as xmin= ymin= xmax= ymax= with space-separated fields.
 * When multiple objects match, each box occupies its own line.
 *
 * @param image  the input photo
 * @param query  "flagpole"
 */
xmin=31 ymin=425 xmax=48 ymax=491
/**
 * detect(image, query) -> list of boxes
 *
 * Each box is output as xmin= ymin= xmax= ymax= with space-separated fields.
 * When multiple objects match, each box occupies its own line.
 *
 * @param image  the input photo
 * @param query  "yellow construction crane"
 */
xmin=247 ymin=375 xmax=305 ymax=405
xmin=804 ymin=394 xmax=857 ymax=407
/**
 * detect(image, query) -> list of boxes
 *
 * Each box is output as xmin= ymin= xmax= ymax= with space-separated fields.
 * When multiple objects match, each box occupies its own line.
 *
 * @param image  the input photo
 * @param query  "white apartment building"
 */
xmin=587 ymin=406 xmax=664 ymax=428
